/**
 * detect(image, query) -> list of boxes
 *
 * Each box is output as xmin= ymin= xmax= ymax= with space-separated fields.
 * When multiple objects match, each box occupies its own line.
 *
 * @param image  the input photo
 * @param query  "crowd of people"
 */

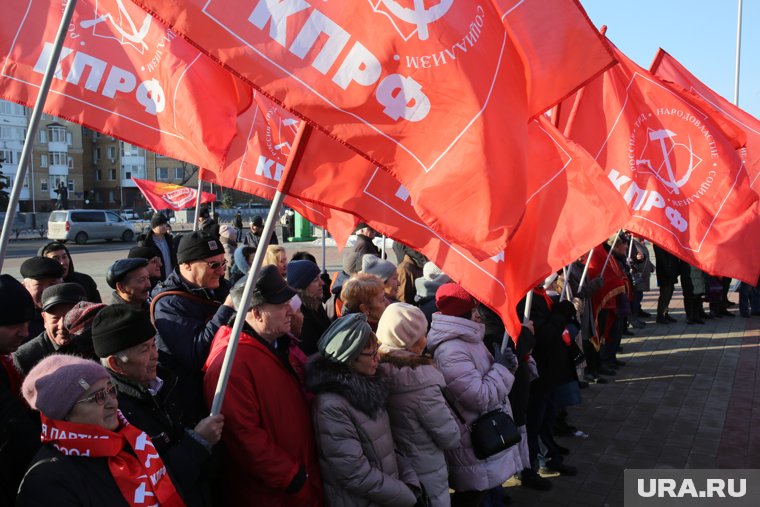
xmin=1 ymin=211 xmax=759 ymax=506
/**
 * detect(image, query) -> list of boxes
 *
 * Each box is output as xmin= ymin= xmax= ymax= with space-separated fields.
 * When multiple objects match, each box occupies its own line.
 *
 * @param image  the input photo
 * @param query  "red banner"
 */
xmin=286 ymin=116 xmax=628 ymax=339
xmin=0 ymin=0 xmax=250 ymax=171
xmin=559 ymin=42 xmax=760 ymax=283
xmin=651 ymin=49 xmax=760 ymax=195
xmin=198 ymin=93 xmax=358 ymax=249
xmin=132 ymin=177 xmax=216 ymax=210
xmin=134 ymin=0 xmax=614 ymax=259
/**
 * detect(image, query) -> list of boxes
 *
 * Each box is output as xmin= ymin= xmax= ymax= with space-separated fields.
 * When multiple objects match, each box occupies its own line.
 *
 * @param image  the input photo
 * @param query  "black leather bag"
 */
xmin=469 ymin=409 xmax=521 ymax=459
xmin=442 ymin=388 xmax=521 ymax=460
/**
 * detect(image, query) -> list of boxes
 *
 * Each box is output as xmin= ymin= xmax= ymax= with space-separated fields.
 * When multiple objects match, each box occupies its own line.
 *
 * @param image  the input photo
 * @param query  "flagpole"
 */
xmin=600 ymin=231 xmax=622 ymax=278
xmin=192 ymin=177 xmax=203 ymax=231
xmin=577 ymin=250 xmax=594 ymax=293
xmin=523 ymin=290 xmax=534 ymax=323
xmin=210 ymin=121 xmax=312 ymax=416
xmin=734 ymin=0 xmax=743 ymax=105
xmin=321 ymin=227 xmax=327 ymax=273
xmin=0 ymin=0 xmax=77 ymax=272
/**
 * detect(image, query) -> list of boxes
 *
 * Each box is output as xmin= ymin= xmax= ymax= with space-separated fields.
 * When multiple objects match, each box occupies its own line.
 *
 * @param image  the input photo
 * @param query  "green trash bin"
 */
xmin=287 ymin=211 xmax=316 ymax=242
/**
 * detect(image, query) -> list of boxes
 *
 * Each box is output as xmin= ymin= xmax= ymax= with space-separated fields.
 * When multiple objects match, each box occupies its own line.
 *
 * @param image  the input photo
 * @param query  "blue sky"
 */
xmin=582 ymin=0 xmax=760 ymax=118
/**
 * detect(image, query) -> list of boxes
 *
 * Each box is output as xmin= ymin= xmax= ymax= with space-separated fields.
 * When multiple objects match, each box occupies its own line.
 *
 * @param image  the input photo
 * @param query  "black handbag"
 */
xmin=568 ymin=340 xmax=586 ymax=366
xmin=441 ymin=388 xmax=521 ymax=460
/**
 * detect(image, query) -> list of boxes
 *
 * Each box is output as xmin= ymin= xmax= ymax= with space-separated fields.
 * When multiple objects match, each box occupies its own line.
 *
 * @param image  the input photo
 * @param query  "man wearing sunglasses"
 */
xmin=92 ymin=305 xmax=223 ymax=507
xmin=150 ymin=231 xmax=235 ymax=426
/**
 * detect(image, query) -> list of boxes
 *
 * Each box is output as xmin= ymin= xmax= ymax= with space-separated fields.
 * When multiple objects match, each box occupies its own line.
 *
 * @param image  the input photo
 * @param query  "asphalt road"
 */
xmin=2 ymin=238 xmax=345 ymax=298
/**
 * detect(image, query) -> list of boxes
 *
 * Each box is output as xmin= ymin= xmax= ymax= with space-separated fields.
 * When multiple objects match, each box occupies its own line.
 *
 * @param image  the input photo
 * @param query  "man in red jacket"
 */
xmin=203 ymin=265 xmax=323 ymax=506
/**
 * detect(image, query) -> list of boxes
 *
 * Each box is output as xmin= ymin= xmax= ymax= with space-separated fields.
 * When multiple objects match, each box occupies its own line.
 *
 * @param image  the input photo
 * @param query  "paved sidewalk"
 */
xmin=506 ymin=290 xmax=760 ymax=506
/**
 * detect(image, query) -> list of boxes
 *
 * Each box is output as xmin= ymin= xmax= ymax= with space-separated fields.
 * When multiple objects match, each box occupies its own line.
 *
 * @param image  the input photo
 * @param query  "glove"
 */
xmin=286 ymin=465 xmax=307 ymax=494
xmin=491 ymin=342 xmax=519 ymax=373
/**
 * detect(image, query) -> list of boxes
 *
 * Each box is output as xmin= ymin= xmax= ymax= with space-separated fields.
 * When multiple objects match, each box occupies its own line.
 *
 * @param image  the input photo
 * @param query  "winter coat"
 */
xmin=199 ymin=218 xmax=220 ymax=238
xmin=219 ymin=235 xmax=237 ymax=280
xmin=396 ymin=255 xmax=424 ymax=304
xmin=0 ymin=358 xmax=40 ymax=506
xmin=230 ymin=245 xmax=251 ymax=285
xmin=326 ymin=271 xmax=350 ymax=321
xmin=378 ymin=354 xmax=460 ymax=507
xmin=12 ymin=330 xmax=96 ymax=376
xmin=150 ymin=270 xmax=234 ymax=425
xmin=653 ymin=243 xmax=681 ymax=287
xmin=139 ymin=233 xmax=176 ymax=280
xmin=243 ymin=229 xmax=279 ymax=248
xmin=299 ymin=300 xmax=333 ymax=356
xmin=426 ymin=313 xmax=519 ymax=492
xmin=631 ymin=240 xmax=655 ymax=292
xmin=109 ymin=290 xmax=150 ymax=314
xmin=37 ymin=242 xmax=101 ymax=303
xmin=203 ymin=324 xmax=323 ymax=507
xmin=109 ymin=368 xmax=214 ymax=507
xmin=305 ymin=356 xmax=418 ymax=507
xmin=17 ymin=444 xmax=129 ymax=506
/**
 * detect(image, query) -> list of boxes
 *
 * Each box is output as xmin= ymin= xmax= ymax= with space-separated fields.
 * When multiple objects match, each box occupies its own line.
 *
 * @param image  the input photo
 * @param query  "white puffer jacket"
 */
xmin=426 ymin=313 xmax=519 ymax=491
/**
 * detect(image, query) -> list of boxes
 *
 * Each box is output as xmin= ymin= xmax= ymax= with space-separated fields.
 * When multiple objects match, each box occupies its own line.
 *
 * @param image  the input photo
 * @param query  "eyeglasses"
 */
xmin=75 ymin=384 xmax=118 ymax=405
xmin=359 ymin=346 xmax=379 ymax=359
xmin=204 ymin=260 xmax=227 ymax=270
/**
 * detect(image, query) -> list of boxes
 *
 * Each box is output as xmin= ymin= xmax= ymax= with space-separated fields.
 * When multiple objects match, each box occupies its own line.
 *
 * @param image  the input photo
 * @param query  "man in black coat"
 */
xmin=139 ymin=213 xmax=177 ymax=281
xmin=243 ymin=215 xmax=278 ymax=248
xmin=652 ymin=243 xmax=682 ymax=323
xmin=92 ymin=305 xmax=223 ymax=507
xmin=20 ymin=256 xmax=64 ymax=339
xmin=0 ymin=275 xmax=41 ymax=505
xmin=38 ymin=241 xmax=102 ymax=303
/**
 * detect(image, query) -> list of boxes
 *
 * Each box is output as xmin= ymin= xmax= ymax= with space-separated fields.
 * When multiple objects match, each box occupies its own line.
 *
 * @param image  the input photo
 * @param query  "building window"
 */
xmin=157 ymin=167 xmax=169 ymax=180
xmin=95 ymin=169 xmax=102 ymax=181
xmin=0 ymin=150 xmax=13 ymax=165
xmin=93 ymin=147 xmax=101 ymax=162
xmin=109 ymin=169 xmax=116 ymax=180
xmin=0 ymin=101 xmax=25 ymax=116
xmin=40 ymin=154 xmax=48 ymax=168
xmin=108 ymin=190 xmax=116 ymax=203
xmin=40 ymin=177 xmax=48 ymax=191
xmin=48 ymin=152 xmax=67 ymax=166
xmin=125 ymin=170 xmax=132 ymax=180
xmin=174 ymin=167 xmax=184 ymax=180
xmin=48 ymin=126 xmax=67 ymax=143
xmin=39 ymin=130 xmax=47 ymax=143
xmin=67 ymin=179 xmax=74 ymax=192
xmin=108 ymin=146 xmax=116 ymax=161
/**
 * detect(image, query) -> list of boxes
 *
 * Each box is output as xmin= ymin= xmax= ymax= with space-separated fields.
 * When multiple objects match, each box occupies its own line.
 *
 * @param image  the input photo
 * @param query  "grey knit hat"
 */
xmin=318 ymin=313 xmax=374 ymax=364
xmin=361 ymin=254 xmax=396 ymax=282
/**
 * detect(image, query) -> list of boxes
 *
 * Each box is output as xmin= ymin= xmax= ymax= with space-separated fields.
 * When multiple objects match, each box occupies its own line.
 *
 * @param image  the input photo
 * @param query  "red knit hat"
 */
xmin=435 ymin=283 xmax=477 ymax=317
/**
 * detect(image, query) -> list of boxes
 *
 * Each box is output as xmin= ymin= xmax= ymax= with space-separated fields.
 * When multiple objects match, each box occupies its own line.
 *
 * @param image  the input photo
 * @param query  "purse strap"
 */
xmin=439 ymin=386 xmax=471 ymax=431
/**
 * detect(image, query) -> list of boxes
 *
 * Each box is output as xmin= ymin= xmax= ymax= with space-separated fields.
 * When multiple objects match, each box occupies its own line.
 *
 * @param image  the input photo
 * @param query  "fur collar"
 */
xmin=379 ymin=352 xmax=434 ymax=369
xmin=305 ymin=356 xmax=388 ymax=418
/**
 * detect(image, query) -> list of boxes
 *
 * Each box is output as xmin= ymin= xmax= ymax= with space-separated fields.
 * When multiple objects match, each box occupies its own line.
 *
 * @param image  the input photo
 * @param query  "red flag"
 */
xmin=651 ymin=49 xmax=760 ymax=194
xmin=0 ymin=0 xmax=250 ymax=171
xmin=558 ymin=42 xmax=760 ymax=283
xmin=132 ymin=177 xmax=216 ymax=210
xmin=198 ymin=93 xmax=358 ymax=249
xmin=133 ymin=0 xmax=614 ymax=259
xmin=288 ymin=116 xmax=628 ymax=339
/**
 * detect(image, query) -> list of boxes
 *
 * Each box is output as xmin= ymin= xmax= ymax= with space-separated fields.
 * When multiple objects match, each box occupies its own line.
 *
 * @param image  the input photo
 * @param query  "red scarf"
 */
xmin=41 ymin=412 xmax=185 ymax=507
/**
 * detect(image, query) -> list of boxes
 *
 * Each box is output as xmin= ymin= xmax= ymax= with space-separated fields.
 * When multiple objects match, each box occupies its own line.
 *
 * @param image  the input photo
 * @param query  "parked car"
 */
xmin=48 ymin=209 xmax=136 ymax=244
xmin=120 ymin=209 xmax=141 ymax=220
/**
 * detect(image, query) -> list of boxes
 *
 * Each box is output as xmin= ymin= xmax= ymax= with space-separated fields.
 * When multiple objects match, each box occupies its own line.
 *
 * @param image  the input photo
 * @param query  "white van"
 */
xmin=48 ymin=210 xmax=136 ymax=244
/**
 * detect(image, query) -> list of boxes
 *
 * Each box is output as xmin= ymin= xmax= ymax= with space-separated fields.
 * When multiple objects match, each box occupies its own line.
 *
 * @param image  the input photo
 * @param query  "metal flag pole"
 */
xmin=599 ymin=230 xmax=622 ymax=278
xmin=577 ymin=250 xmax=595 ymax=293
xmin=210 ymin=121 xmax=312 ymax=416
xmin=0 ymin=0 xmax=77 ymax=272
xmin=523 ymin=290 xmax=534 ymax=324
xmin=381 ymin=234 xmax=386 ymax=258
xmin=192 ymin=177 xmax=203 ymax=231
xmin=321 ymin=227 xmax=327 ymax=273
xmin=734 ymin=0 xmax=743 ymax=105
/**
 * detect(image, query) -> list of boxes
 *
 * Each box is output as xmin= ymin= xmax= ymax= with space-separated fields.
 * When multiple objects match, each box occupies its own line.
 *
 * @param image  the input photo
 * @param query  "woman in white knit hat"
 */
xmin=377 ymin=302 xmax=460 ymax=507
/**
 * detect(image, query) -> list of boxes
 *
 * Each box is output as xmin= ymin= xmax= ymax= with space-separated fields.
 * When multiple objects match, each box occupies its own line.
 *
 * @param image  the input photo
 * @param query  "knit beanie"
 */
xmin=414 ymin=262 xmax=451 ymax=299
xmin=219 ymin=224 xmax=237 ymax=241
xmin=318 ymin=313 xmax=373 ymax=364
xmin=177 ymin=231 xmax=224 ymax=263
xmin=287 ymin=260 xmax=322 ymax=290
xmin=22 ymin=355 xmax=110 ymax=420
xmin=436 ymin=283 xmax=477 ymax=317
xmin=376 ymin=302 xmax=427 ymax=351
xmin=361 ymin=254 xmax=396 ymax=282
xmin=91 ymin=305 xmax=156 ymax=358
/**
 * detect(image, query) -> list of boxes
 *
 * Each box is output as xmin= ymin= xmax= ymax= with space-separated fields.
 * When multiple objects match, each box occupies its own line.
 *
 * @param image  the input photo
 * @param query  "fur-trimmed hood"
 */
xmin=378 ymin=353 xmax=446 ymax=395
xmin=305 ymin=355 xmax=388 ymax=418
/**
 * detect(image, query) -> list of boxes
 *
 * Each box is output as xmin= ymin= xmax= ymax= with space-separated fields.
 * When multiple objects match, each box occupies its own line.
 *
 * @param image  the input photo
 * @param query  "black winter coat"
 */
xmin=17 ymin=445 xmax=129 ymax=506
xmin=110 ymin=368 xmax=214 ymax=507
xmin=653 ymin=243 xmax=682 ymax=286
xmin=0 ymin=364 xmax=40 ymax=506
xmin=150 ymin=270 xmax=234 ymax=425
xmin=298 ymin=303 xmax=332 ymax=356
xmin=12 ymin=331 xmax=96 ymax=376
